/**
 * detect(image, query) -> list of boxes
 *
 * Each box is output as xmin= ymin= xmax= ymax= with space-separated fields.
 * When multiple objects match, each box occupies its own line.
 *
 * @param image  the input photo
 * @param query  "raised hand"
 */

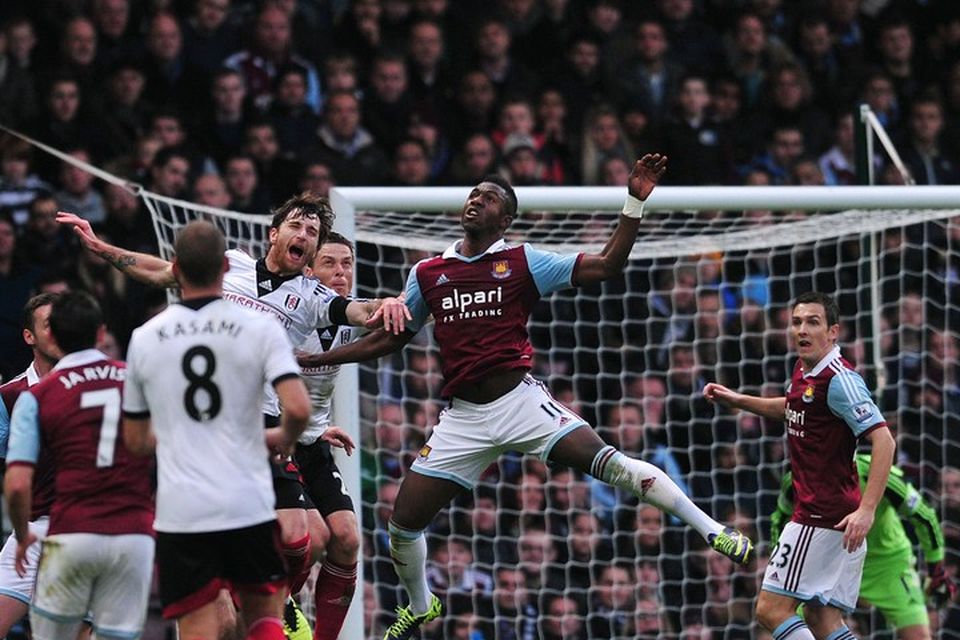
xmin=628 ymin=153 xmax=668 ymax=201
xmin=56 ymin=211 xmax=101 ymax=250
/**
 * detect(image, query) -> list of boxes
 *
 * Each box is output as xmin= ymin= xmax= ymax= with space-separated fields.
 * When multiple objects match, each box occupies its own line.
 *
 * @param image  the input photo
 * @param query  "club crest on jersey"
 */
xmin=802 ymin=385 xmax=815 ymax=403
xmin=418 ymin=445 xmax=432 ymax=460
xmin=491 ymin=261 xmax=512 ymax=279
xmin=285 ymin=294 xmax=301 ymax=311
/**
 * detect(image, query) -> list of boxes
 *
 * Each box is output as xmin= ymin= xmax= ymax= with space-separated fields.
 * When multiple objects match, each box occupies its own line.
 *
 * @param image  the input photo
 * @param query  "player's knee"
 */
xmin=755 ymin=593 xmax=792 ymax=631
xmin=310 ymin=526 xmax=330 ymax=561
xmin=330 ymin=523 xmax=360 ymax=562
xmin=277 ymin=509 xmax=309 ymax=543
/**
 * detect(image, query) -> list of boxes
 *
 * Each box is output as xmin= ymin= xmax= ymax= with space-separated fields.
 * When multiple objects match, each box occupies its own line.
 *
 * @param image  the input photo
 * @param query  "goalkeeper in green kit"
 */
xmin=770 ymin=453 xmax=957 ymax=639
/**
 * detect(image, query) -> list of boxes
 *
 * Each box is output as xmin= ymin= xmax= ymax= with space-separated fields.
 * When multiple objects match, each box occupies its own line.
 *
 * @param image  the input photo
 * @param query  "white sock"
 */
xmin=773 ymin=615 xmax=818 ymax=640
xmin=388 ymin=521 xmax=431 ymax=614
xmin=592 ymin=445 xmax=723 ymax=541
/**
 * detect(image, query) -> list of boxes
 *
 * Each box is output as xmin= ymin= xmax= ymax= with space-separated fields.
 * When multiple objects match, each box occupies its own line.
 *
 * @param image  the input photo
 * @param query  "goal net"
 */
xmin=346 ymin=195 xmax=960 ymax=640
xmin=141 ymin=188 xmax=960 ymax=640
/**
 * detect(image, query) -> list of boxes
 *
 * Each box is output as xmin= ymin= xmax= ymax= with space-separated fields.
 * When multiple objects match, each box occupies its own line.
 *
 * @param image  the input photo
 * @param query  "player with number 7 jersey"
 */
xmin=5 ymin=292 xmax=155 ymax=640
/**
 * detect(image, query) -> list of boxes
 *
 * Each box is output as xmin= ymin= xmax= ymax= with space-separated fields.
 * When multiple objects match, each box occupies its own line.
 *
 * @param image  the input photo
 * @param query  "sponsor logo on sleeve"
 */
xmin=853 ymin=402 xmax=875 ymax=423
xmin=418 ymin=445 xmax=432 ymax=460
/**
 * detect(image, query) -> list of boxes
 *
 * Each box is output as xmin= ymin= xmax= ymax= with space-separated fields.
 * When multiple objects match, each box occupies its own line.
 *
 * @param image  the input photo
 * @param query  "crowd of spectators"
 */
xmin=1 ymin=0 xmax=959 ymax=639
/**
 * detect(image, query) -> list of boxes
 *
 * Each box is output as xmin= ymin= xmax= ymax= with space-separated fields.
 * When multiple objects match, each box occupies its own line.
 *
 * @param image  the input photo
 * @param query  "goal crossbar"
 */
xmin=332 ymin=184 xmax=960 ymax=213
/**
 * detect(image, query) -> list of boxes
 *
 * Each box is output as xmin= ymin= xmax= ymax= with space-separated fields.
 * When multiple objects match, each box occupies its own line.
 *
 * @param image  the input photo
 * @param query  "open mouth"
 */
xmin=288 ymin=245 xmax=305 ymax=260
xmin=798 ymin=339 xmax=811 ymax=348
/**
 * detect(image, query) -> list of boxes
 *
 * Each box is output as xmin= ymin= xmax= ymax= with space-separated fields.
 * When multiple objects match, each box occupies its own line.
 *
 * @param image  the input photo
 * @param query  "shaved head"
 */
xmin=175 ymin=220 xmax=226 ymax=287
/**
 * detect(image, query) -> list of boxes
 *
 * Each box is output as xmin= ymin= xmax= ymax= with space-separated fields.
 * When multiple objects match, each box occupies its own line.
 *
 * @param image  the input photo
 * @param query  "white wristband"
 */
xmin=621 ymin=194 xmax=645 ymax=219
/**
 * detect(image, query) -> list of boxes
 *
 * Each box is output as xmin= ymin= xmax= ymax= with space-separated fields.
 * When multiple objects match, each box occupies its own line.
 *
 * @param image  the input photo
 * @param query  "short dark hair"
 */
xmin=274 ymin=63 xmax=307 ymax=88
xmin=792 ymin=291 xmax=839 ymax=326
xmin=22 ymin=293 xmax=60 ymax=332
xmin=211 ymin=66 xmax=243 ymax=86
xmin=30 ymin=193 xmax=58 ymax=215
xmin=479 ymin=174 xmax=518 ymax=218
xmin=49 ymin=291 xmax=102 ymax=354
xmin=270 ymin=191 xmax=335 ymax=242
xmin=394 ymin=137 xmax=429 ymax=161
xmin=323 ymin=231 xmax=354 ymax=256
xmin=175 ymin=220 xmax=226 ymax=287
xmin=153 ymin=145 xmax=189 ymax=170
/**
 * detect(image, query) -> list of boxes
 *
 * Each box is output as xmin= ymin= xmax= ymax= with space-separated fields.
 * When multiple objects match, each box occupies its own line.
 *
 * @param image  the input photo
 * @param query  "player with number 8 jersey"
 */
xmin=122 ymin=221 xmax=312 ymax=640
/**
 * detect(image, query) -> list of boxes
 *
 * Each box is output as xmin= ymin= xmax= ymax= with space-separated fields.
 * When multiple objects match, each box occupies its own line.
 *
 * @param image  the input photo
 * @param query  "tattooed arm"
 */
xmin=57 ymin=212 xmax=177 ymax=288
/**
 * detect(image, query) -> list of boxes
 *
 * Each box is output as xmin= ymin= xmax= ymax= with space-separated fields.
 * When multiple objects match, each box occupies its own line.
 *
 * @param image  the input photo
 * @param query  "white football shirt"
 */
xmin=222 ymin=249 xmax=349 ymax=415
xmin=299 ymin=324 xmax=356 ymax=445
xmin=123 ymin=297 xmax=300 ymax=533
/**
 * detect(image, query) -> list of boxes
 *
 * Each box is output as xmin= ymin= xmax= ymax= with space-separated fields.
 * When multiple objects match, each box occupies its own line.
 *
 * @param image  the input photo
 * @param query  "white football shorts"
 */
xmin=411 ymin=374 xmax=587 ymax=488
xmin=761 ymin=521 xmax=866 ymax=612
xmin=31 ymin=532 xmax=155 ymax=640
xmin=0 ymin=517 xmax=49 ymax=604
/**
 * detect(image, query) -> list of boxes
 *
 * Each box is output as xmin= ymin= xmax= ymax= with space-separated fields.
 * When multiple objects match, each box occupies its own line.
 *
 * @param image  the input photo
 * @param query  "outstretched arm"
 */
xmin=703 ymin=382 xmax=786 ymax=420
xmin=345 ymin=297 xmax=412 ymax=334
xmin=57 ymin=212 xmax=177 ymax=288
xmin=298 ymin=328 xmax=414 ymax=368
xmin=573 ymin=153 xmax=667 ymax=285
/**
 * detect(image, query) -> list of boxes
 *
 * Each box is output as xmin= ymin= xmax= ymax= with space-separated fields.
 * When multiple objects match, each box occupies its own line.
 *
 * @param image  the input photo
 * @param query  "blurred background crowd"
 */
xmin=0 ymin=0 xmax=959 ymax=638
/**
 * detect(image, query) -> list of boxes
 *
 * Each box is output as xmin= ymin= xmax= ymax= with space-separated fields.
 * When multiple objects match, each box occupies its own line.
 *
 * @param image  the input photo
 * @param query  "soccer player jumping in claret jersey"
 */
xmin=298 ymin=153 xmax=755 ymax=639
xmin=704 ymin=292 xmax=897 ymax=640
